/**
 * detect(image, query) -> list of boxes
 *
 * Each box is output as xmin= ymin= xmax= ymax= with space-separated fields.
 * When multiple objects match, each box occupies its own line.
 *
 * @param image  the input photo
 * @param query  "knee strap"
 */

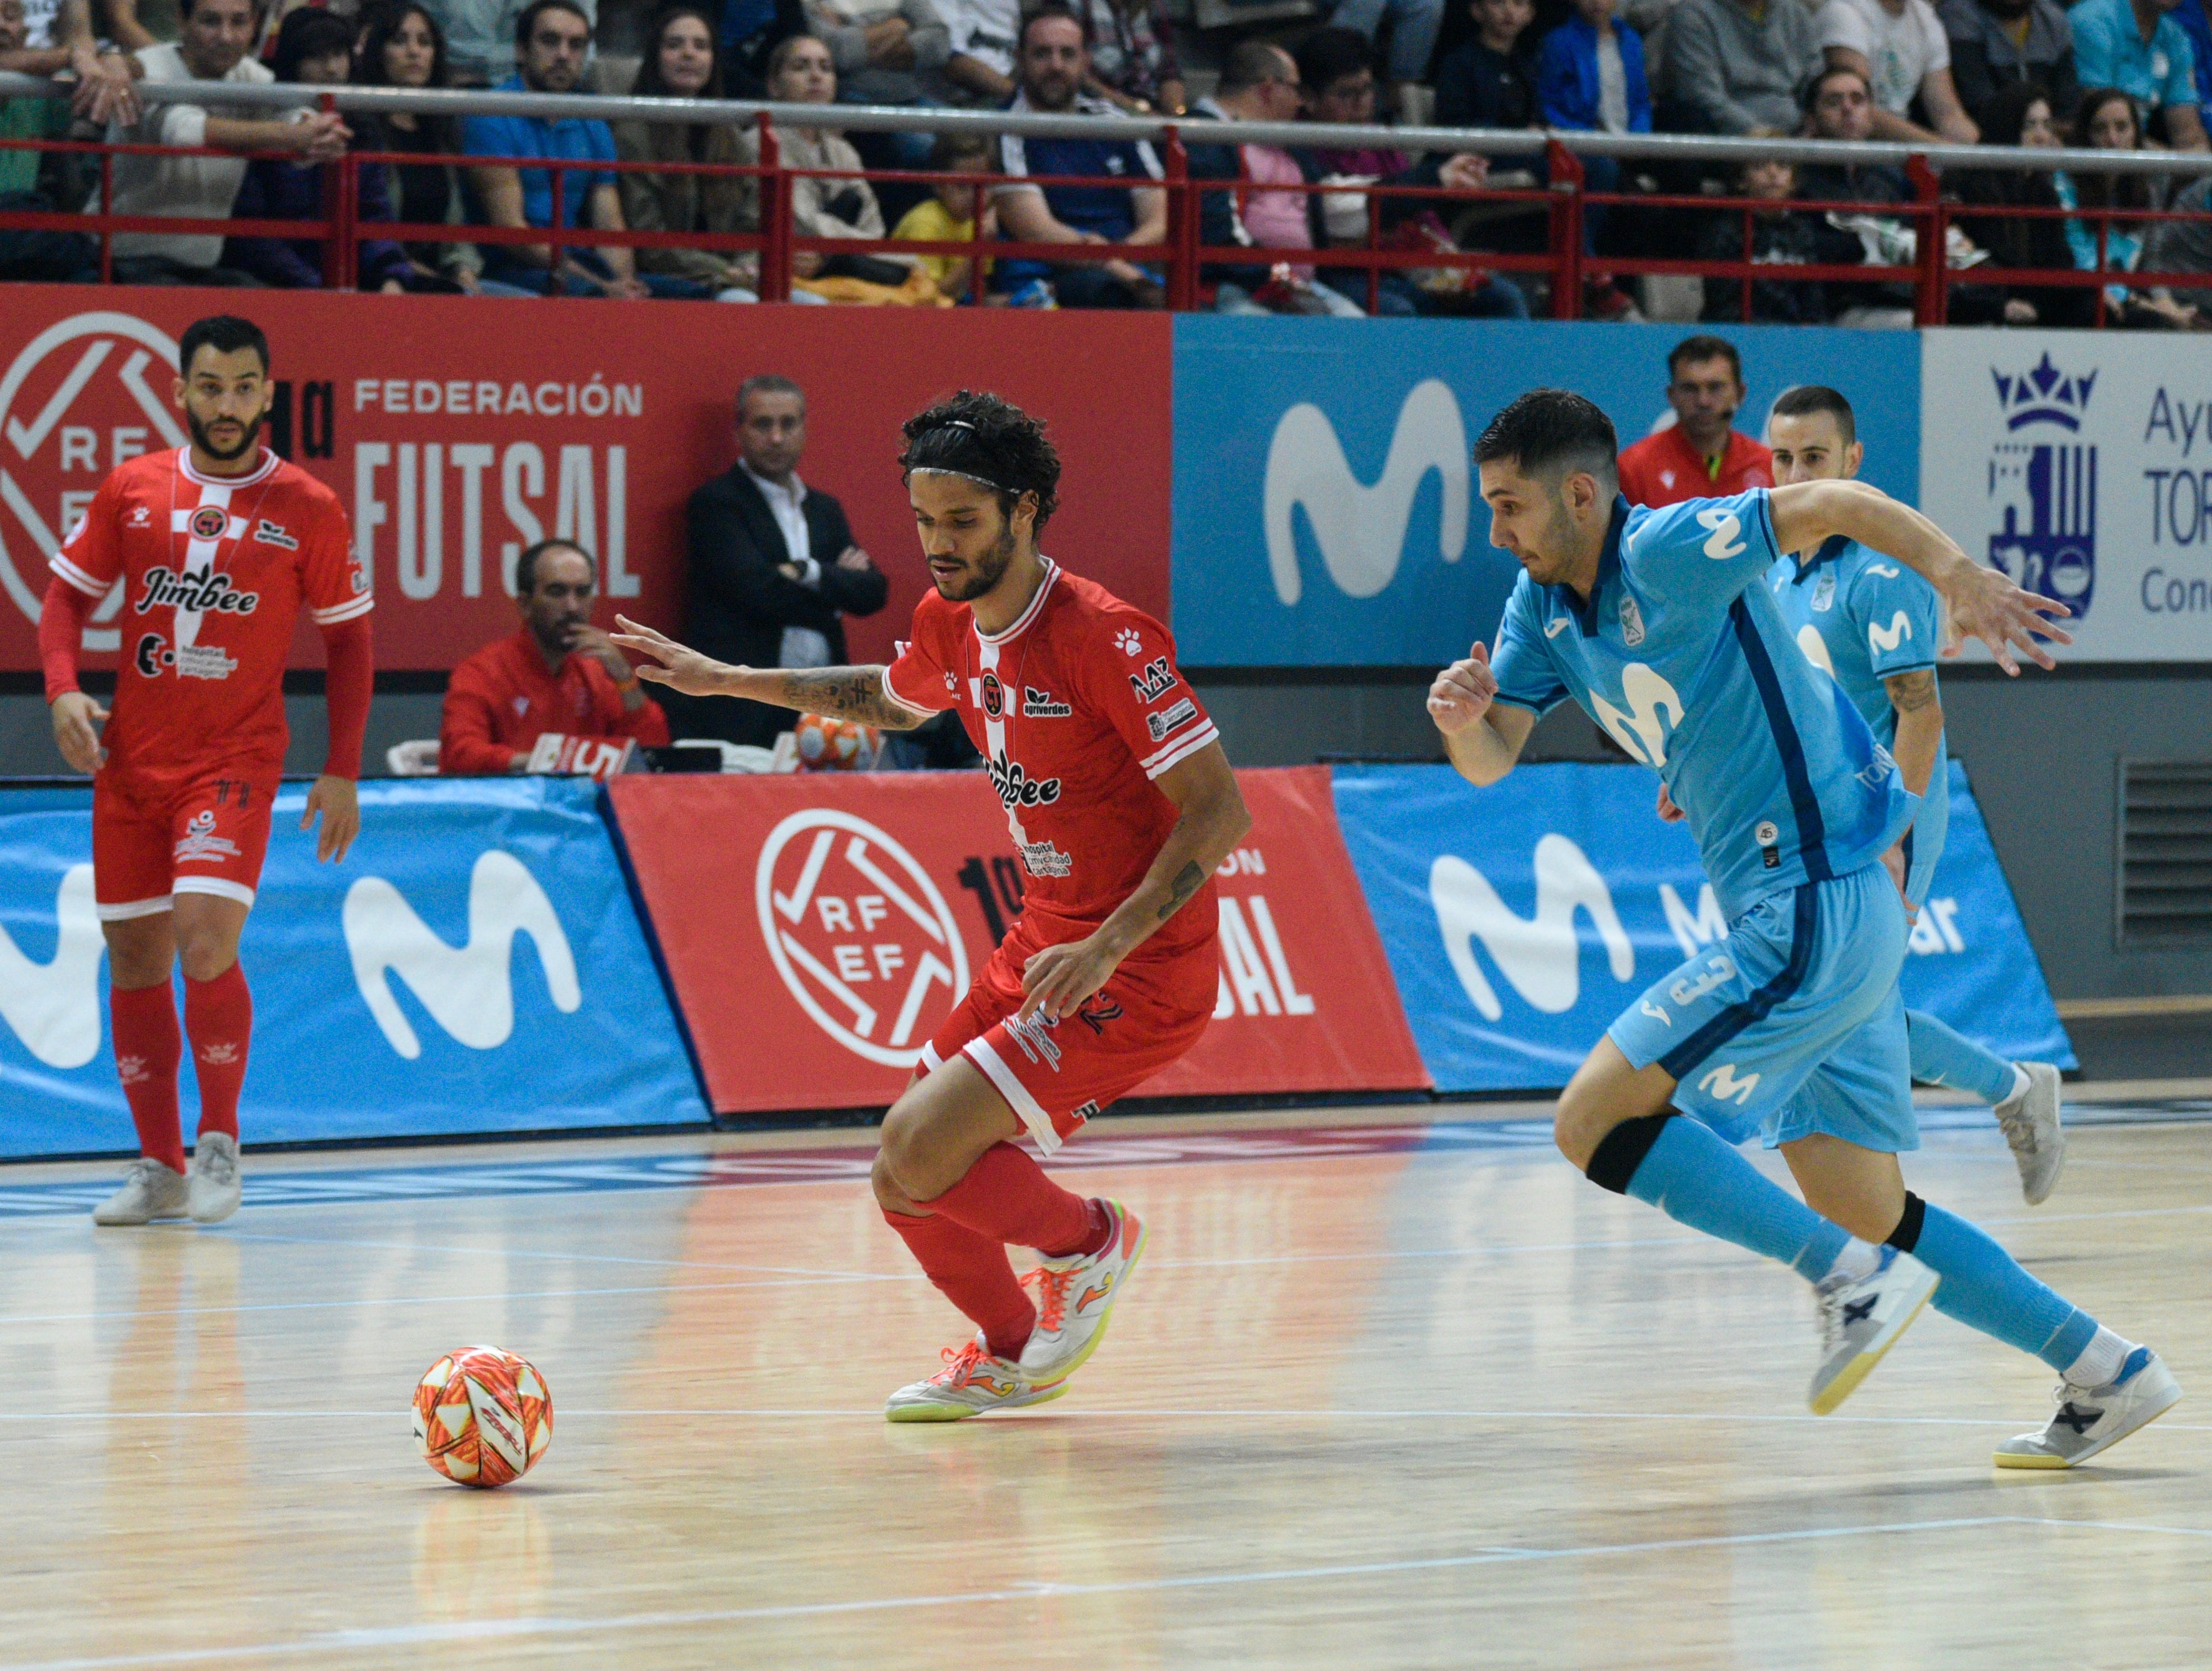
xmin=1886 ymin=1190 xmax=1927 ymax=1253
xmin=1586 ymin=1111 xmax=1677 ymax=1196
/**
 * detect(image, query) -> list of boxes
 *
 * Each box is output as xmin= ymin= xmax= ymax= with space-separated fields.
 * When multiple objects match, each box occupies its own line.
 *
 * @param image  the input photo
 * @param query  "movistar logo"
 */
xmin=1695 ymin=508 xmax=1746 ymax=560
xmin=343 ymin=851 xmax=581 ymax=1059
xmin=1262 ymin=378 xmax=1468 ymax=606
xmin=1589 ymin=663 xmax=1686 ymax=767
xmin=1869 ymin=611 xmax=1913 ymax=652
xmin=1430 ymin=834 xmax=1635 ymax=1021
xmin=1699 ymin=1062 xmax=1761 ymax=1106
xmin=0 ymin=863 xmax=104 ymax=1068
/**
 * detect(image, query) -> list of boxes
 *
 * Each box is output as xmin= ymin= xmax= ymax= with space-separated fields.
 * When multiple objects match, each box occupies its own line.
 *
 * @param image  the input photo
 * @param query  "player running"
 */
xmin=613 ymin=391 xmax=1251 ymax=1422
xmin=1751 ymin=385 xmax=2064 ymax=1200
xmin=1428 ymin=390 xmax=2178 ymax=1468
xmin=40 ymin=315 xmax=372 ymax=1228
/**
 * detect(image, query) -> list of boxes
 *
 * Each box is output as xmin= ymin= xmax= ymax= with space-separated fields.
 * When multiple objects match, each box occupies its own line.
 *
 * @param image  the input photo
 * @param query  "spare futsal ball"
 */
xmin=793 ymin=711 xmax=880 ymax=771
xmin=411 ymin=1345 xmax=552 ymax=1487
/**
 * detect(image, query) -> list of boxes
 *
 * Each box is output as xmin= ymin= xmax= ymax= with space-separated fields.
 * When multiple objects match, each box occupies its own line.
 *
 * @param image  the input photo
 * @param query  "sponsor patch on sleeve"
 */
xmin=1145 ymin=695 xmax=1199 ymax=743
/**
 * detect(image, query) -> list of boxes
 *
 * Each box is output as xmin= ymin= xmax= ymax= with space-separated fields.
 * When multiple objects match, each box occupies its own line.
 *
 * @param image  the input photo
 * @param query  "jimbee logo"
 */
xmin=1987 ymin=351 xmax=2096 ymax=619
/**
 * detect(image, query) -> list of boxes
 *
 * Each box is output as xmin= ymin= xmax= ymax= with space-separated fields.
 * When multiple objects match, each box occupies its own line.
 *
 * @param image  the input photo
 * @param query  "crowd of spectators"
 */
xmin=4 ymin=0 xmax=2212 ymax=322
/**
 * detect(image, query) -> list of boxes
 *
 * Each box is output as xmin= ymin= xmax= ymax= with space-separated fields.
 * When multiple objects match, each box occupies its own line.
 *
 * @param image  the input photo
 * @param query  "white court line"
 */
xmin=207 ymin=1228 xmax=885 ymax=1280
xmin=14 ymin=1515 xmax=2208 ymax=1671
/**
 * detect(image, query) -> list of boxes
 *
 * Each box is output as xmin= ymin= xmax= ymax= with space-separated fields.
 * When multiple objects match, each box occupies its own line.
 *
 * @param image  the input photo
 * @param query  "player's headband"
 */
xmin=910 ymin=466 xmax=1013 ymax=493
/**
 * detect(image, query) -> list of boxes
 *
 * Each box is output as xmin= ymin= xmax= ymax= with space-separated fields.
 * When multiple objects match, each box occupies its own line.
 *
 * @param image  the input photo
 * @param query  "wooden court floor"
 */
xmin=1 ymin=1103 xmax=2208 ymax=1670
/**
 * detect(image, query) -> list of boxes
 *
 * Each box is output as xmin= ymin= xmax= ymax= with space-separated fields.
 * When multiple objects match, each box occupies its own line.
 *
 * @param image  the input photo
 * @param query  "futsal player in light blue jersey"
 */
xmin=1427 ymin=390 xmax=2179 ymax=1468
xmin=1753 ymin=385 xmax=2064 ymax=1203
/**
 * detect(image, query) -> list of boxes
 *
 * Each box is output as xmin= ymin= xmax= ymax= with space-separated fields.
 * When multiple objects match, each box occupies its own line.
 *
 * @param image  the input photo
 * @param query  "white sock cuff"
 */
xmin=2063 ymin=1325 xmax=2133 ymax=1389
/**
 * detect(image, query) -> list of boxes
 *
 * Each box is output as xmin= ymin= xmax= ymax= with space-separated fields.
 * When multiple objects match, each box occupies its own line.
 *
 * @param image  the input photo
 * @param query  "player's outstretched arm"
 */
xmin=609 ymin=616 xmax=927 ymax=731
xmin=1768 ymin=479 xmax=2073 ymax=675
xmin=1428 ymin=642 xmax=1536 ymax=787
xmin=1016 ymin=741 xmax=1253 ymax=1024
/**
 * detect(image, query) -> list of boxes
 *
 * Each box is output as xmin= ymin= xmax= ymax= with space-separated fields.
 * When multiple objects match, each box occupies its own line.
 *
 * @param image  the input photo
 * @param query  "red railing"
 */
xmin=3 ymin=112 xmax=2206 ymax=324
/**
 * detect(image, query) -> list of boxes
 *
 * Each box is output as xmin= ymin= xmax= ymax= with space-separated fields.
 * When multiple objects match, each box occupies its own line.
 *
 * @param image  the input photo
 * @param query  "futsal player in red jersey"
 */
xmin=614 ymin=392 xmax=1251 ymax=1420
xmin=40 ymin=316 xmax=373 ymax=1228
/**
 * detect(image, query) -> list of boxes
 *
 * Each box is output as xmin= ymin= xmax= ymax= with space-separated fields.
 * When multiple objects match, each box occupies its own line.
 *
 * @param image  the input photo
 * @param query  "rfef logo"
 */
xmin=0 ymin=312 xmax=187 ymax=652
xmin=754 ymin=808 xmax=969 ymax=1068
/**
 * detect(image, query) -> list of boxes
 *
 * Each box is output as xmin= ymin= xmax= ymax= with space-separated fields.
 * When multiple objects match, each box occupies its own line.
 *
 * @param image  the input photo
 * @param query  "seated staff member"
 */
xmin=440 ymin=538 xmax=670 ymax=773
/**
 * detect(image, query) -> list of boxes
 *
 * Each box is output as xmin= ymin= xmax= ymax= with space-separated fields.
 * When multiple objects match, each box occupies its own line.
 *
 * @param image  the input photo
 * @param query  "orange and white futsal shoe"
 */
xmin=884 ymin=1335 xmax=1069 ymax=1423
xmin=1017 ymin=1199 xmax=1146 ymax=1388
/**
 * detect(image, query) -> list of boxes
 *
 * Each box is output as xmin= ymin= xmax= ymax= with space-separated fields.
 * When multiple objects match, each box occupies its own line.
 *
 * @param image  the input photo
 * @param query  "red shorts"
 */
xmin=92 ymin=769 xmax=278 ymax=921
xmin=921 ymin=915 xmax=1215 ymax=1154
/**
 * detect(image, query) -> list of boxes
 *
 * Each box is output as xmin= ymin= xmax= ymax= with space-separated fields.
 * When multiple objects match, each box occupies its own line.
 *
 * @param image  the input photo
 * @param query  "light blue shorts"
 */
xmin=1606 ymin=863 xmax=1918 ymax=1153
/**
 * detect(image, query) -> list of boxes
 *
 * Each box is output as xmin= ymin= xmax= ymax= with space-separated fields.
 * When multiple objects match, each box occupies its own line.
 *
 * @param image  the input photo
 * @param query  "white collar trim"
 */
xmin=975 ymin=556 xmax=1059 ymax=646
xmin=179 ymin=446 xmax=280 ymax=488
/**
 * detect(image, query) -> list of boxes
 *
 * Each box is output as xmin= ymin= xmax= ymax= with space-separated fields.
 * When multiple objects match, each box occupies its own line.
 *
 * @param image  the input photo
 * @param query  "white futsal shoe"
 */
xmin=1809 ymin=1246 xmax=1940 ymax=1414
xmin=91 ymin=1156 xmax=189 ymax=1226
xmin=1995 ymin=1349 xmax=2183 ymax=1469
xmin=884 ymin=1335 xmax=1069 ymax=1423
xmin=187 ymin=1131 xmax=242 ymax=1224
xmin=1992 ymin=1062 xmax=2065 ymax=1206
xmin=1017 ymin=1199 xmax=1147 ymax=1388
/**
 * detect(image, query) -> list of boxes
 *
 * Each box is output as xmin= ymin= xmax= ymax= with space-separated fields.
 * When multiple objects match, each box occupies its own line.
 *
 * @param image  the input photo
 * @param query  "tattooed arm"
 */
xmin=608 ymin=616 xmax=929 ymax=732
xmin=1883 ymin=668 xmax=1942 ymax=798
xmin=1016 ymin=741 xmax=1252 ymax=1022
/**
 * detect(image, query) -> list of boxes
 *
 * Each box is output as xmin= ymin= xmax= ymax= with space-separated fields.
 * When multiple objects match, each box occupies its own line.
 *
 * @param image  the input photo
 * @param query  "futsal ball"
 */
xmin=794 ymin=712 xmax=880 ymax=771
xmin=411 ymin=1346 xmax=552 ymax=1488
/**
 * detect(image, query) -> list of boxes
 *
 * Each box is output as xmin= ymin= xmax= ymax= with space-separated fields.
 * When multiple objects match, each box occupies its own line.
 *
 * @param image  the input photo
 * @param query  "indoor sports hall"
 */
xmin=2 ymin=25 xmax=2210 ymax=1667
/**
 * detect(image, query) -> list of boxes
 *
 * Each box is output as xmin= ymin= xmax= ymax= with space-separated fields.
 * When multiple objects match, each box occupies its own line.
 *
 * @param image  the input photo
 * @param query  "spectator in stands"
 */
xmin=1663 ymin=0 xmax=1822 ymax=132
xmin=1 ymin=0 xmax=137 ymax=119
xmin=1939 ymin=0 xmax=2077 ymax=117
xmin=1183 ymin=40 xmax=1361 ymax=315
xmin=1297 ymin=25 xmax=1530 ymax=317
xmin=1697 ymin=145 xmax=1865 ymax=321
xmin=440 ymin=538 xmax=672 ymax=775
xmin=2056 ymin=85 xmax=2196 ymax=321
xmin=427 ymin=0 xmax=594 ymax=87
xmin=802 ymin=0 xmax=947 ymax=173
xmin=1953 ymin=81 xmax=2090 ymax=324
xmin=0 ymin=0 xmax=117 ymax=281
xmin=1539 ymin=0 xmax=1651 ymax=316
xmin=995 ymin=4 xmax=1165 ymax=308
xmin=1327 ymin=0 xmax=1446 ymax=119
xmin=765 ymin=33 xmax=943 ymax=301
xmin=1434 ymin=0 xmax=1541 ymax=128
xmin=891 ymin=129 xmax=994 ymax=299
xmin=358 ymin=3 xmax=513 ymax=293
xmin=1618 ymin=334 xmax=1774 ymax=507
xmin=98 ymin=0 xmax=348 ymax=285
xmin=718 ymin=0 xmax=806 ymax=95
xmin=1068 ymin=0 xmax=1183 ymax=112
xmin=1797 ymin=63 xmax=1906 ymax=202
xmin=2144 ymin=165 xmax=2212 ymax=315
xmin=2168 ymin=0 xmax=2212 ymax=113
xmin=672 ymin=375 xmax=889 ymax=748
xmin=1815 ymin=0 xmax=1980 ymax=139
xmin=224 ymin=8 xmax=415 ymax=290
xmin=618 ymin=3 xmax=762 ymax=300
xmin=937 ymin=0 xmax=1019 ymax=101
xmin=2068 ymin=0 xmax=2208 ymax=146
xmin=463 ymin=0 xmax=680 ymax=296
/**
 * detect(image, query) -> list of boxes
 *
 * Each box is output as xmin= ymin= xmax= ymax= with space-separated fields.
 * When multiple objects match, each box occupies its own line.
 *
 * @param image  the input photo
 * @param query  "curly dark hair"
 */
xmin=899 ymin=391 xmax=1062 ymax=536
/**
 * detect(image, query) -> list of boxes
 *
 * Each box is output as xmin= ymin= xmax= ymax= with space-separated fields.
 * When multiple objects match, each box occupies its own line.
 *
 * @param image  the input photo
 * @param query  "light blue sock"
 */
xmin=1914 ymin=1203 xmax=2097 ymax=1370
xmin=1907 ymin=1010 xmax=2020 ymax=1106
xmin=1622 ymin=1116 xmax=1851 ymax=1282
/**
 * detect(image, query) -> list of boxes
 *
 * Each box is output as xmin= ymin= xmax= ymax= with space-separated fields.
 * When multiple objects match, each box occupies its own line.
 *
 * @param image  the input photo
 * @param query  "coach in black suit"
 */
xmin=668 ymin=374 xmax=890 ymax=747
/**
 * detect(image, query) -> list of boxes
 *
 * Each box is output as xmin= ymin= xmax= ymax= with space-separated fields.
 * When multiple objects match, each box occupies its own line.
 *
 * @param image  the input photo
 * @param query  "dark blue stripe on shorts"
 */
xmin=1657 ymin=884 xmax=1819 ymax=1081
xmin=1729 ymin=595 xmax=1831 ymax=883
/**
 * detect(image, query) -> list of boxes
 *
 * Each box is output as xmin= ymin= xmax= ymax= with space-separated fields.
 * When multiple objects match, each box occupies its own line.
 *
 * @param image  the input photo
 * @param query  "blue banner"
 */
xmin=0 ymin=779 xmax=705 ymax=1158
xmin=1332 ymin=761 xmax=2073 ymax=1096
xmin=1170 ymin=317 xmax=1921 ymax=666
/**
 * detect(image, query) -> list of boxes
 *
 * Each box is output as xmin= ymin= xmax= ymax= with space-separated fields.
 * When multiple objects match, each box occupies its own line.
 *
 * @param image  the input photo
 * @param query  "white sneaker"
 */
xmin=884 ymin=1335 xmax=1070 ymax=1423
xmin=1995 ymin=1349 xmax=2183 ymax=1469
xmin=1016 ymin=1199 xmax=1146 ymax=1388
xmin=187 ymin=1131 xmax=241 ymax=1224
xmin=91 ymin=1156 xmax=189 ymax=1226
xmin=1809 ymin=1246 xmax=1939 ymax=1414
xmin=1993 ymin=1062 xmax=2065 ymax=1206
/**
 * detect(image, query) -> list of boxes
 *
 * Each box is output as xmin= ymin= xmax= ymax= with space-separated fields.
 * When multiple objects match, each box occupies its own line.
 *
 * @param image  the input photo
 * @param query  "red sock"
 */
xmin=109 ymin=982 xmax=184 ymax=1173
xmin=182 ymin=962 xmax=252 ymax=1142
xmin=883 ymin=1208 xmax=1036 ymax=1361
xmin=922 ymin=1142 xmax=1112 ymax=1259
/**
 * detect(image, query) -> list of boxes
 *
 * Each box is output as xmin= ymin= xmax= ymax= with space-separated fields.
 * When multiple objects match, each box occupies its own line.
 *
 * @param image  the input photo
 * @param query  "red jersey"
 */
xmin=440 ymin=627 xmax=671 ymax=775
xmin=51 ymin=447 xmax=369 ymax=784
xmin=883 ymin=560 xmax=1220 ymax=959
xmin=1617 ymin=425 xmax=1773 ymax=508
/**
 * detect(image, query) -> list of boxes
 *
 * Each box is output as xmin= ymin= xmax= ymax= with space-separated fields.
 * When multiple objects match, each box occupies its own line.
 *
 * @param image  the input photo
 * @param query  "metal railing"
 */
xmin=5 ymin=70 xmax=2211 ymax=321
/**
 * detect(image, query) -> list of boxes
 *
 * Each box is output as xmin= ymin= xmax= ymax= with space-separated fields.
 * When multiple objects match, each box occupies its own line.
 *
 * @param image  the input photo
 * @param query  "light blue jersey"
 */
xmin=1490 ymin=493 xmax=1918 ymax=922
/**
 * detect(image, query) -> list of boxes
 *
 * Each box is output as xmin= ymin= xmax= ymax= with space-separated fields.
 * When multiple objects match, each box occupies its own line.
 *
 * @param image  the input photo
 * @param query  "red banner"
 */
xmin=607 ymin=764 xmax=1430 ymax=1115
xmin=0 ymin=288 xmax=1172 ymax=671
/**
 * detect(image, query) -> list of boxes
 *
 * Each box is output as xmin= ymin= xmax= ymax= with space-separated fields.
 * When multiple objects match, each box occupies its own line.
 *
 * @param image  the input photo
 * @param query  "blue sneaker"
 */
xmin=1809 ymin=1246 xmax=1939 ymax=1414
xmin=1995 ymin=1347 xmax=2183 ymax=1469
